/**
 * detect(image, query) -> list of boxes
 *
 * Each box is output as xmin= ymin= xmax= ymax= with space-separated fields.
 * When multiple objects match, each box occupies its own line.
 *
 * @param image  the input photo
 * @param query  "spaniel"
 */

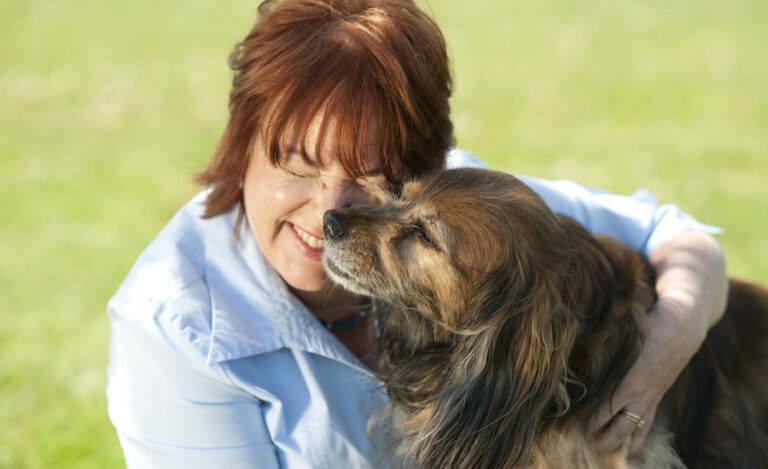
xmin=322 ymin=168 xmax=768 ymax=468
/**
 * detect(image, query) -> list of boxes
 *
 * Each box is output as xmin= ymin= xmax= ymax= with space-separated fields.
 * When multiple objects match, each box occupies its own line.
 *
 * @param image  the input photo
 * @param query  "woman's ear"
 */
xmin=406 ymin=274 xmax=580 ymax=469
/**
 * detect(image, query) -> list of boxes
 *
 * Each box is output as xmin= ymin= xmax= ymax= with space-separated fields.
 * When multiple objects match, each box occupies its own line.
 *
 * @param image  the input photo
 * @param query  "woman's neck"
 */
xmin=291 ymin=284 xmax=378 ymax=369
xmin=290 ymin=284 xmax=365 ymax=324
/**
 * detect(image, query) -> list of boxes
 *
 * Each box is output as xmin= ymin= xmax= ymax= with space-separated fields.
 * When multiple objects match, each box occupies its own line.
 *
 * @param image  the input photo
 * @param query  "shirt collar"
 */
xmin=201 ymin=205 xmax=368 ymax=373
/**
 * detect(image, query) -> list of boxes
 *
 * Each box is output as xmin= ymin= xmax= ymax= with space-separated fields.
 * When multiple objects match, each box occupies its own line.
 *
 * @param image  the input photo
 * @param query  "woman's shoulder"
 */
xmin=111 ymin=191 xmax=216 ymax=304
xmin=107 ymin=191 xmax=236 ymax=362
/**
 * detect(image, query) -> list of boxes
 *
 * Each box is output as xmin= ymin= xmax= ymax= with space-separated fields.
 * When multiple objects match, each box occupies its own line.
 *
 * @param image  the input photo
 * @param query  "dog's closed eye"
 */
xmin=404 ymin=223 xmax=440 ymax=250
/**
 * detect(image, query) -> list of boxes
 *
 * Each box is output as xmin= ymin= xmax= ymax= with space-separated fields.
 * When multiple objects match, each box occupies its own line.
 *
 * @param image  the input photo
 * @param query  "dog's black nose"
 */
xmin=323 ymin=210 xmax=348 ymax=240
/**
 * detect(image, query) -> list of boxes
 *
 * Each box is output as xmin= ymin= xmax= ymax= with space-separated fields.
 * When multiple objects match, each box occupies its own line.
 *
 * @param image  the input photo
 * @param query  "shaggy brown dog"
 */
xmin=322 ymin=168 xmax=768 ymax=469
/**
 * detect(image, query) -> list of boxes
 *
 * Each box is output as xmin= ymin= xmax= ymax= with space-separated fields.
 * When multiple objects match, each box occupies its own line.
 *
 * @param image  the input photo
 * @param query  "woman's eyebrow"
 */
xmin=281 ymin=145 xmax=305 ymax=157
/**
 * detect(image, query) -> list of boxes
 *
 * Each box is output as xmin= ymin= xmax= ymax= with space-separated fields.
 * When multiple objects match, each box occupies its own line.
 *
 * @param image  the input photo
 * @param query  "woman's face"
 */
xmin=242 ymin=119 xmax=385 ymax=301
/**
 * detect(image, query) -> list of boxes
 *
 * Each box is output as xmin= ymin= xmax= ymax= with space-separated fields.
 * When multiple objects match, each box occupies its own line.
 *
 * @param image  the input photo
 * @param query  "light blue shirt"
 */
xmin=107 ymin=150 xmax=718 ymax=468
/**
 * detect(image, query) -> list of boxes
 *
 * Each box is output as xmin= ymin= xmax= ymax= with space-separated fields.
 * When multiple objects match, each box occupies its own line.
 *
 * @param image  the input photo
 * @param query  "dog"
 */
xmin=322 ymin=168 xmax=768 ymax=468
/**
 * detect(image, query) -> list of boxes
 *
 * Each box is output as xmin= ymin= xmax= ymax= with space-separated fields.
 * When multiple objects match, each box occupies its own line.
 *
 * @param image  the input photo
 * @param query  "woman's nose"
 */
xmin=315 ymin=181 xmax=356 ymax=211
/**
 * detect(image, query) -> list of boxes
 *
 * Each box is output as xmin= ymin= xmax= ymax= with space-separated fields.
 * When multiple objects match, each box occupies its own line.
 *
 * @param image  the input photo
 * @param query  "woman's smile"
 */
xmin=288 ymin=222 xmax=325 ymax=261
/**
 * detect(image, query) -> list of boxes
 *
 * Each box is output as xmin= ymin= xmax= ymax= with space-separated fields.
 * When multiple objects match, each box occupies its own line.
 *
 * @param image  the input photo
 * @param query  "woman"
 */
xmin=107 ymin=0 xmax=728 ymax=467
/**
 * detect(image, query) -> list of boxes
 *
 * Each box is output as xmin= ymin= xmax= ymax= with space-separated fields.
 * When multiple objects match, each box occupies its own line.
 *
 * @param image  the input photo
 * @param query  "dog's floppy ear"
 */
xmin=407 ymin=270 xmax=580 ymax=468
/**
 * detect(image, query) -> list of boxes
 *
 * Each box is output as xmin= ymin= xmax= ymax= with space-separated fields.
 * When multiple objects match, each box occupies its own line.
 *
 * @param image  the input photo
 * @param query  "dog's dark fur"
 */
xmin=322 ymin=168 xmax=768 ymax=468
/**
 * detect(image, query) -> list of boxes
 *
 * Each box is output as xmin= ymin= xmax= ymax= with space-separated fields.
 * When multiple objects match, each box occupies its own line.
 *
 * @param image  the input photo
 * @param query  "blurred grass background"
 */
xmin=1 ymin=0 xmax=766 ymax=467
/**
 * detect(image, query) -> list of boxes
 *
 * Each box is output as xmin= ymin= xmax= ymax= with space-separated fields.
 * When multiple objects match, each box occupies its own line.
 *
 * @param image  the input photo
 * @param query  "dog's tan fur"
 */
xmin=323 ymin=168 xmax=768 ymax=468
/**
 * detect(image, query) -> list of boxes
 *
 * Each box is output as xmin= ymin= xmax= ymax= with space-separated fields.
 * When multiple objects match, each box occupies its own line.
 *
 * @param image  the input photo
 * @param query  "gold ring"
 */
xmin=621 ymin=410 xmax=645 ymax=429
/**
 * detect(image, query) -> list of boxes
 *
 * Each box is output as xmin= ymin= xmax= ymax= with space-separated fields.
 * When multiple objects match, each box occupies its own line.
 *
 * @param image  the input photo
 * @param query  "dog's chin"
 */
xmin=323 ymin=256 xmax=377 ymax=297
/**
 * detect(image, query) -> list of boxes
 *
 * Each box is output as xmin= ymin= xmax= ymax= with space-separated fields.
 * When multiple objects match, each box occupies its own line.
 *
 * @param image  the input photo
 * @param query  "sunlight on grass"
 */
xmin=1 ymin=0 xmax=766 ymax=466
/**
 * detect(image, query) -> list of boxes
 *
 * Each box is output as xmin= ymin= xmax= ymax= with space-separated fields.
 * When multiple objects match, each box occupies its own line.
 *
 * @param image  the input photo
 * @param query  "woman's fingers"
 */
xmin=628 ymin=401 xmax=659 ymax=454
xmin=588 ymin=399 xmax=620 ymax=434
xmin=592 ymin=407 xmax=650 ymax=453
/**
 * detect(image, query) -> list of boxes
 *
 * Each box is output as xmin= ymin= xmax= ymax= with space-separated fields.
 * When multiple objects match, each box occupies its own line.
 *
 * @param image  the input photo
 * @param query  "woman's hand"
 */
xmin=589 ymin=231 xmax=728 ymax=454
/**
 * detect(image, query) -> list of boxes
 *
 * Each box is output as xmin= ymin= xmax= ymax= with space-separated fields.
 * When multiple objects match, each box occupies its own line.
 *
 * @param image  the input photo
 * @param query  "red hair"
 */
xmin=197 ymin=0 xmax=454 ymax=218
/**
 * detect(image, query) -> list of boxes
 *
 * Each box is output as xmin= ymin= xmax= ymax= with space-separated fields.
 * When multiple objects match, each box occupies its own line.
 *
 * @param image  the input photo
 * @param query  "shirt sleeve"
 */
xmin=107 ymin=305 xmax=281 ymax=469
xmin=446 ymin=148 xmax=721 ymax=256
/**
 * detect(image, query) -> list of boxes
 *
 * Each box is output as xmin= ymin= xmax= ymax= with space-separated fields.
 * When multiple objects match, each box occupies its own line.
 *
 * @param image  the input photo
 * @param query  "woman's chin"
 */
xmin=283 ymin=273 xmax=325 ymax=293
xmin=284 ymin=273 xmax=361 ymax=306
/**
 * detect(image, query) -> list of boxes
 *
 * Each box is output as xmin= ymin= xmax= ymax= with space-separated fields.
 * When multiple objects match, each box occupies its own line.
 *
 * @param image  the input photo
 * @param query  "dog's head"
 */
xmin=323 ymin=168 xmax=573 ymax=329
xmin=323 ymin=168 xmax=594 ymax=467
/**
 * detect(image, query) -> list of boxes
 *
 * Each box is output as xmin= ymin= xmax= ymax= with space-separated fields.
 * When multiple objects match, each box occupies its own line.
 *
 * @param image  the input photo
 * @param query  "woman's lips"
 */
xmin=288 ymin=223 xmax=325 ymax=260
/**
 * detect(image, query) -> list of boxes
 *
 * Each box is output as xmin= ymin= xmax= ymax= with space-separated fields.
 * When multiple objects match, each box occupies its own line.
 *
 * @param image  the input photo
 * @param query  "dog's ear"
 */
xmin=407 ymin=271 xmax=580 ymax=468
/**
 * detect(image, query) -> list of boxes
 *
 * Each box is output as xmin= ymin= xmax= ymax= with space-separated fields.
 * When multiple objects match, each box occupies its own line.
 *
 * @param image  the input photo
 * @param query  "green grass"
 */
xmin=1 ymin=0 xmax=766 ymax=466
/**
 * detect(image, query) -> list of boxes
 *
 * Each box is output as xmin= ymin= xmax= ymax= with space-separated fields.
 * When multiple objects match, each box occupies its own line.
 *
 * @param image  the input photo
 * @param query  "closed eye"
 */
xmin=407 ymin=224 xmax=439 ymax=250
xmin=286 ymin=169 xmax=310 ymax=178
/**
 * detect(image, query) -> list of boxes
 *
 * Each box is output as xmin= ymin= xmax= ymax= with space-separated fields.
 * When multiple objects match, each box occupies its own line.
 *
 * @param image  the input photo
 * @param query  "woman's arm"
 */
xmin=589 ymin=231 xmax=729 ymax=453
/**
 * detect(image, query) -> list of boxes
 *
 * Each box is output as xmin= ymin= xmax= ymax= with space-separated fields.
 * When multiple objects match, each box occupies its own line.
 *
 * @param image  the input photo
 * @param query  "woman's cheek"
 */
xmin=271 ymin=178 xmax=313 ymax=206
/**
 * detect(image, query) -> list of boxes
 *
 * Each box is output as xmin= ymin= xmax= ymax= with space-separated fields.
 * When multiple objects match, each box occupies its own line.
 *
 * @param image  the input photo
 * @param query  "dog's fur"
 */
xmin=322 ymin=168 xmax=768 ymax=468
